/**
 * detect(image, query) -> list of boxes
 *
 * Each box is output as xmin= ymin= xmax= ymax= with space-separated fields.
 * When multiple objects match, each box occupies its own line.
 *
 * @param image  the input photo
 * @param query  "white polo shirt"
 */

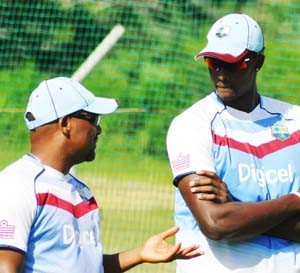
xmin=0 ymin=154 xmax=104 ymax=273
xmin=167 ymin=92 xmax=300 ymax=273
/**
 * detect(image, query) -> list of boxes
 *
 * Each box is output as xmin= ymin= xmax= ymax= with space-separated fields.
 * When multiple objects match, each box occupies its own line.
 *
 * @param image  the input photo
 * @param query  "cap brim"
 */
xmin=83 ymin=97 xmax=119 ymax=115
xmin=195 ymin=45 xmax=249 ymax=63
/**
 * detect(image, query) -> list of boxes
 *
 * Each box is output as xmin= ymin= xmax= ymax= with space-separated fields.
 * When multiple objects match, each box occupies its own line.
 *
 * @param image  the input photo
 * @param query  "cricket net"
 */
xmin=0 ymin=1 xmax=299 ymax=272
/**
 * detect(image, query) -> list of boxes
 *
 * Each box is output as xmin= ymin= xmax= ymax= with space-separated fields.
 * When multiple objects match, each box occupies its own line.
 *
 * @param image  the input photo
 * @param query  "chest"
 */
xmin=31 ymin=181 xmax=100 ymax=249
xmin=211 ymin=115 xmax=300 ymax=201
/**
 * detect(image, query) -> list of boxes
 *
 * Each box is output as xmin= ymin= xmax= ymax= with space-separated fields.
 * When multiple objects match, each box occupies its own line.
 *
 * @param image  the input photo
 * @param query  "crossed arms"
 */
xmin=181 ymin=170 xmax=300 ymax=242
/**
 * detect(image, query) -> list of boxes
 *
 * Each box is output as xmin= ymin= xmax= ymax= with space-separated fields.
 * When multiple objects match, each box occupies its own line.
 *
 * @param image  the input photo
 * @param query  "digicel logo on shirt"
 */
xmin=63 ymin=224 xmax=98 ymax=247
xmin=238 ymin=163 xmax=293 ymax=187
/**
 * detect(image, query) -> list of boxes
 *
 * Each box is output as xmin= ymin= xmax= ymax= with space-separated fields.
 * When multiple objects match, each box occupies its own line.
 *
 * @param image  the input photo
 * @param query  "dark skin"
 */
xmin=177 ymin=54 xmax=300 ymax=242
xmin=209 ymin=53 xmax=264 ymax=112
xmin=189 ymin=171 xmax=300 ymax=241
xmin=0 ymin=250 xmax=23 ymax=273
xmin=180 ymin=172 xmax=300 ymax=241
xmin=0 ymin=115 xmax=202 ymax=273
xmin=189 ymin=170 xmax=231 ymax=203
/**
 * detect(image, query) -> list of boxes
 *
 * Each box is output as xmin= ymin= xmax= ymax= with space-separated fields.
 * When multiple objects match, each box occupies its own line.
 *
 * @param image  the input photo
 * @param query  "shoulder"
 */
xmin=0 ymin=155 xmax=45 ymax=193
xmin=169 ymin=92 xmax=223 ymax=129
xmin=0 ymin=156 xmax=44 ymax=253
xmin=261 ymin=96 xmax=300 ymax=117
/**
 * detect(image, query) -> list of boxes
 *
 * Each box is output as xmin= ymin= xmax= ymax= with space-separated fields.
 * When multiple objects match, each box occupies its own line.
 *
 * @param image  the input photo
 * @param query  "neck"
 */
xmin=217 ymin=88 xmax=260 ymax=113
xmin=30 ymin=149 xmax=72 ymax=175
xmin=227 ymin=93 xmax=260 ymax=112
xmin=29 ymin=126 xmax=74 ymax=174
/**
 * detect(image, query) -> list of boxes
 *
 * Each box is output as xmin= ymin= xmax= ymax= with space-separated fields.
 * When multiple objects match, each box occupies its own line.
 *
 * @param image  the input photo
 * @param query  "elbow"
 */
xmin=199 ymin=217 xmax=236 ymax=241
xmin=201 ymin=226 xmax=225 ymax=241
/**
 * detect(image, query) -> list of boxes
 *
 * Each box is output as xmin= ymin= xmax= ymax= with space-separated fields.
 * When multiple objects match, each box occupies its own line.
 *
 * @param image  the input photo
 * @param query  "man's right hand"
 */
xmin=189 ymin=170 xmax=232 ymax=203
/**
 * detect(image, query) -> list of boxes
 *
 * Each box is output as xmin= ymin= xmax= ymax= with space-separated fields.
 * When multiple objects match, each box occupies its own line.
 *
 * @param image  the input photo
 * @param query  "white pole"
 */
xmin=70 ymin=24 xmax=125 ymax=176
xmin=72 ymin=24 xmax=125 ymax=82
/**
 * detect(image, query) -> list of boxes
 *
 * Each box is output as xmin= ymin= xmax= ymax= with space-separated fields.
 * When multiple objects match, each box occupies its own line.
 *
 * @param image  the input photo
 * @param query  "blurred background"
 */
xmin=0 ymin=1 xmax=299 ymax=272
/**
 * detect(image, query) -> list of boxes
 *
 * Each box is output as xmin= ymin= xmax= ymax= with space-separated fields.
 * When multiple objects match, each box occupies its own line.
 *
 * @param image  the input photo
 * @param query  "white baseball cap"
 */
xmin=25 ymin=77 xmax=119 ymax=130
xmin=195 ymin=13 xmax=264 ymax=63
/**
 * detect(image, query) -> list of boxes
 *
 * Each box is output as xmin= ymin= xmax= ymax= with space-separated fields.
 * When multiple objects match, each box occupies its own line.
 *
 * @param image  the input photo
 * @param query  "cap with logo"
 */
xmin=24 ymin=77 xmax=119 ymax=130
xmin=195 ymin=13 xmax=264 ymax=63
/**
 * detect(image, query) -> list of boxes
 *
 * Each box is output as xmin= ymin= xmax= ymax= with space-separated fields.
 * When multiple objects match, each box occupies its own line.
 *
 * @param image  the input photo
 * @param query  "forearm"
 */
xmin=206 ymin=195 xmax=300 ymax=241
xmin=264 ymin=214 xmax=300 ymax=242
xmin=103 ymin=250 xmax=143 ymax=273
xmin=103 ymin=225 xmax=202 ymax=272
xmin=179 ymin=175 xmax=300 ymax=241
xmin=118 ymin=248 xmax=143 ymax=272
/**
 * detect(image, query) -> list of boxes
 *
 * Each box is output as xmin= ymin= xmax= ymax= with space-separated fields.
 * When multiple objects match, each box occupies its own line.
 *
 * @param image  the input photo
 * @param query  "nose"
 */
xmin=217 ymin=72 xmax=226 ymax=81
xmin=216 ymin=67 xmax=231 ymax=81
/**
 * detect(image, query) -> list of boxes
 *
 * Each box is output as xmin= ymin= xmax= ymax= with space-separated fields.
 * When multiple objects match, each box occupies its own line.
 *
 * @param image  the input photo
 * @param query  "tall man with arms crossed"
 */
xmin=0 ymin=77 xmax=202 ymax=273
xmin=167 ymin=13 xmax=300 ymax=273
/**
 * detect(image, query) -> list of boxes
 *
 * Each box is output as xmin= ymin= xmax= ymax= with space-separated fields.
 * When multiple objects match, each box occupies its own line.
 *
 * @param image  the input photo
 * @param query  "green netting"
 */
xmin=1 ymin=1 xmax=300 ymax=272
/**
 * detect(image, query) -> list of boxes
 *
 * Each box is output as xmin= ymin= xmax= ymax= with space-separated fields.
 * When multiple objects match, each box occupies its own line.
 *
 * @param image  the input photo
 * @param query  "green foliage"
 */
xmin=1 ymin=0 xmax=300 ymax=161
xmin=1 ymin=2 xmax=300 ymax=272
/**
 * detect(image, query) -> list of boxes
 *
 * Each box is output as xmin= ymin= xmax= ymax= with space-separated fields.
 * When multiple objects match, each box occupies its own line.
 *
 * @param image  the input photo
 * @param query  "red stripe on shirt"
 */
xmin=213 ymin=130 xmax=300 ymax=158
xmin=36 ymin=193 xmax=98 ymax=218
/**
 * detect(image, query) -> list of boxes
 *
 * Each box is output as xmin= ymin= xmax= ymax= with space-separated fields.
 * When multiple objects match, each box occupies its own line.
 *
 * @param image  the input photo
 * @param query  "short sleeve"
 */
xmin=0 ymin=172 xmax=37 ymax=253
xmin=166 ymin=107 xmax=215 ymax=185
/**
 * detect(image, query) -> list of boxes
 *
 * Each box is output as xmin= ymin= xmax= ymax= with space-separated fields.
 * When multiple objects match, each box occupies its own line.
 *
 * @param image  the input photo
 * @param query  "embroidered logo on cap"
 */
xmin=216 ymin=25 xmax=231 ymax=38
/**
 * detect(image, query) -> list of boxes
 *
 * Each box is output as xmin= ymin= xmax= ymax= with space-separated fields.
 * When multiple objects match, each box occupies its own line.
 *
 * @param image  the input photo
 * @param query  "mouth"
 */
xmin=216 ymin=82 xmax=231 ymax=89
xmin=216 ymin=86 xmax=232 ymax=93
xmin=215 ymin=84 xmax=235 ymax=101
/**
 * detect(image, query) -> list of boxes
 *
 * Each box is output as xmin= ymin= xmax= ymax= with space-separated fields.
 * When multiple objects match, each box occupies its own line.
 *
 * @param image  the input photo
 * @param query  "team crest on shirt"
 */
xmin=271 ymin=125 xmax=290 ymax=141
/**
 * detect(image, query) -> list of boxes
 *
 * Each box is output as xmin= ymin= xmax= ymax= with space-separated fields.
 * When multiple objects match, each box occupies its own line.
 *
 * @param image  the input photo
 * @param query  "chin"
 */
xmin=85 ymin=152 xmax=96 ymax=162
xmin=87 ymin=155 xmax=96 ymax=162
xmin=216 ymin=89 xmax=236 ymax=102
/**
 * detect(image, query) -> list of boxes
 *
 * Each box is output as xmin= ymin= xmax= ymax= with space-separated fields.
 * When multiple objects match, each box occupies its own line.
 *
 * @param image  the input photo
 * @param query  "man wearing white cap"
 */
xmin=0 ymin=77 xmax=202 ymax=272
xmin=167 ymin=13 xmax=300 ymax=273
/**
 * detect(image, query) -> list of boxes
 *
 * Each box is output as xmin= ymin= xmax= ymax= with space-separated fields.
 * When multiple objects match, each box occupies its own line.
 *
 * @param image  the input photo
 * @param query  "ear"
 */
xmin=59 ymin=116 xmax=71 ymax=137
xmin=256 ymin=54 xmax=265 ymax=71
